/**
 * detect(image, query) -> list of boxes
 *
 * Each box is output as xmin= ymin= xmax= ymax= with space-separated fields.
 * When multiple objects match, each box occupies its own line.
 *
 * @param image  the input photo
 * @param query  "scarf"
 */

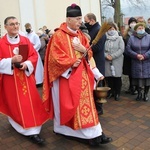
xmin=105 ymin=31 xmax=119 ymax=49
xmin=134 ymin=32 xmax=147 ymax=39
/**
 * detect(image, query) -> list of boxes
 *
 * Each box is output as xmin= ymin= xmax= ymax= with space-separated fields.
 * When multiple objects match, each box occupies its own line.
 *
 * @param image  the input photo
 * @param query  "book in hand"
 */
xmin=19 ymin=44 xmax=29 ymax=62
xmin=14 ymin=62 xmax=23 ymax=68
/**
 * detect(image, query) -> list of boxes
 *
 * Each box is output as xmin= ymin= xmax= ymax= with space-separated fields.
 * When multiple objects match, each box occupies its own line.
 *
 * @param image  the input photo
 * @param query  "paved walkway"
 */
xmin=0 ymin=84 xmax=150 ymax=150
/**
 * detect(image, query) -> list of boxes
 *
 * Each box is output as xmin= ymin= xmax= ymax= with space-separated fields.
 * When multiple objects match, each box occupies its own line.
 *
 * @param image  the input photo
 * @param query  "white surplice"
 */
xmin=52 ymin=67 xmax=103 ymax=139
xmin=26 ymin=31 xmax=44 ymax=84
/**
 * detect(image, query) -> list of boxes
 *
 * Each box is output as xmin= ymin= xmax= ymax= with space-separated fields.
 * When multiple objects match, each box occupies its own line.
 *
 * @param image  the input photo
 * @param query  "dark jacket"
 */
xmin=126 ymin=33 xmax=150 ymax=78
xmin=145 ymin=27 xmax=150 ymax=34
xmin=123 ymin=31 xmax=132 ymax=75
xmin=89 ymin=22 xmax=106 ymax=75
xmin=39 ymin=35 xmax=47 ymax=61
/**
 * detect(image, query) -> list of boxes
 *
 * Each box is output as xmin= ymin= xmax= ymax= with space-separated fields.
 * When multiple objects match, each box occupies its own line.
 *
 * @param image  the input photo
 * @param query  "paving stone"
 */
xmin=0 ymin=80 xmax=150 ymax=150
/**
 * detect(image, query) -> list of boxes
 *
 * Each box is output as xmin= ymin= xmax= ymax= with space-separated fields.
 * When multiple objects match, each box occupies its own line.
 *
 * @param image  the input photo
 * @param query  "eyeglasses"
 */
xmin=6 ymin=22 xmax=20 ymax=27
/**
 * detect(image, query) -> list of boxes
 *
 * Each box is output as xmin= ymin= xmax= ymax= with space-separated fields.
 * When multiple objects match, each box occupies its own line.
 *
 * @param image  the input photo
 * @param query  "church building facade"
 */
xmin=0 ymin=0 xmax=101 ymax=36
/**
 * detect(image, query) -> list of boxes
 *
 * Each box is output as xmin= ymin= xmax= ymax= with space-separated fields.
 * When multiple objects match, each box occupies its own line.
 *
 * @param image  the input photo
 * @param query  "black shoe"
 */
xmin=131 ymin=90 xmax=138 ymax=95
xmin=126 ymin=86 xmax=137 ymax=95
xmin=36 ymin=83 xmax=43 ymax=88
xmin=114 ymin=94 xmax=120 ymax=101
xmin=136 ymin=93 xmax=142 ymax=101
xmin=96 ymin=105 xmax=103 ymax=115
xmin=97 ymin=109 xmax=103 ymax=115
xmin=53 ymin=131 xmax=88 ymax=145
xmin=29 ymin=134 xmax=45 ymax=144
xmin=143 ymin=95 xmax=149 ymax=102
xmin=88 ymin=134 xmax=112 ymax=145
xmin=125 ymin=89 xmax=131 ymax=94
xmin=107 ymin=93 xmax=114 ymax=99
xmin=54 ymin=131 xmax=101 ymax=146
xmin=100 ymin=136 xmax=112 ymax=144
xmin=88 ymin=136 xmax=101 ymax=146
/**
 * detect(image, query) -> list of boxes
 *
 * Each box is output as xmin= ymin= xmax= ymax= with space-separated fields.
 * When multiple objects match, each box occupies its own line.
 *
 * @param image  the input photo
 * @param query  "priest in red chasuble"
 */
xmin=0 ymin=16 xmax=49 ymax=144
xmin=42 ymin=4 xmax=112 ymax=146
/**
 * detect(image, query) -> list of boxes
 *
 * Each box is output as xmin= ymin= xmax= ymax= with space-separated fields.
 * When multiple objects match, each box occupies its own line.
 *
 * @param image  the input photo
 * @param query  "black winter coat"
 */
xmin=89 ymin=22 xmax=106 ymax=75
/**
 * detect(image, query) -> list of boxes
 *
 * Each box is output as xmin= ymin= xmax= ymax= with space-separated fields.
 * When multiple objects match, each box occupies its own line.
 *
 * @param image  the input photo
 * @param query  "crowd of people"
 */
xmin=0 ymin=3 xmax=150 ymax=147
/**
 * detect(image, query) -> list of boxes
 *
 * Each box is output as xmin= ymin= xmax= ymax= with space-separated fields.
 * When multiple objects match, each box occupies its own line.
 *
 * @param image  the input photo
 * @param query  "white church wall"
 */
xmin=0 ymin=0 xmax=101 ymax=37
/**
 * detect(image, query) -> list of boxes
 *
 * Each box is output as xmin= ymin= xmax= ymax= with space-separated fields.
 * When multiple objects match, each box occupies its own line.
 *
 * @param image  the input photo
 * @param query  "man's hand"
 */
xmin=19 ymin=63 xmax=28 ymax=70
xmin=12 ymin=55 xmax=22 ymax=63
xmin=72 ymin=42 xmax=86 ymax=53
xmin=72 ymin=59 xmax=81 ymax=68
xmin=98 ymin=76 xmax=105 ymax=81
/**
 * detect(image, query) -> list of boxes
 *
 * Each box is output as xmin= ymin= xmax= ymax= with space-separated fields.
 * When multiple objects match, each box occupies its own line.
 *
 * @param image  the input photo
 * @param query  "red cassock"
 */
xmin=42 ymin=23 xmax=99 ymax=130
xmin=0 ymin=35 xmax=49 ymax=128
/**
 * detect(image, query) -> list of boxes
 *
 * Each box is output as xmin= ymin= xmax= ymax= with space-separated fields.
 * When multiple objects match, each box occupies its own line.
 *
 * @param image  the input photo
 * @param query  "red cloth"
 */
xmin=43 ymin=23 xmax=99 ymax=129
xmin=0 ymin=35 xmax=49 ymax=128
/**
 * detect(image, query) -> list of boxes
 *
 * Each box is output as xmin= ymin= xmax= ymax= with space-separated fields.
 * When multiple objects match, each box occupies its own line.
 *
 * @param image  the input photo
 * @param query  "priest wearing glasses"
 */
xmin=0 ymin=16 xmax=49 ymax=144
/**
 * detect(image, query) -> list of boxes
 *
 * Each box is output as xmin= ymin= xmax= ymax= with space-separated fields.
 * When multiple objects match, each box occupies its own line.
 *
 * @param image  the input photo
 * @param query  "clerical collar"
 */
xmin=9 ymin=34 xmax=18 ymax=39
xmin=7 ymin=34 xmax=20 ymax=44
xmin=67 ymin=26 xmax=77 ymax=34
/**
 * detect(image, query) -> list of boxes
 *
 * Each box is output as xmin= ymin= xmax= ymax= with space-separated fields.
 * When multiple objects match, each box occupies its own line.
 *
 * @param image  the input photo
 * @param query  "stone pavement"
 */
xmin=0 ymin=80 xmax=150 ymax=150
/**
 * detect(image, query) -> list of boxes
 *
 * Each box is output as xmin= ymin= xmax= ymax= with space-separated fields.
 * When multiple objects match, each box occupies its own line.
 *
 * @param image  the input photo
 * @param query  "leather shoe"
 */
xmin=131 ymin=90 xmax=138 ymax=95
xmin=88 ymin=135 xmax=112 ymax=145
xmin=97 ymin=109 xmax=103 ymax=115
xmin=54 ymin=131 xmax=101 ymax=146
xmin=107 ymin=93 xmax=114 ymax=99
xmin=29 ymin=134 xmax=45 ymax=144
xmin=143 ymin=95 xmax=149 ymax=102
xmin=53 ymin=132 xmax=93 ymax=146
xmin=100 ymin=136 xmax=112 ymax=144
xmin=88 ymin=136 xmax=101 ymax=146
xmin=136 ymin=93 xmax=142 ymax=101
xmin=114 ymin=94 xmax=120 ymax=101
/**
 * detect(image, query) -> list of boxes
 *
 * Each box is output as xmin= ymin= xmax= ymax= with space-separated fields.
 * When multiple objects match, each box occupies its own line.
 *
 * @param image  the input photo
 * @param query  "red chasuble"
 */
xmin=43 ymin=23 xmax=99 ymax=130
xmin=0 ymin=35 xmax=49 ymax=128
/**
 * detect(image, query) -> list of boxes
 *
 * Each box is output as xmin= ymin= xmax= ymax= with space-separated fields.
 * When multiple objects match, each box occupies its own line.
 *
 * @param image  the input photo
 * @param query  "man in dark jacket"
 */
xmin=146 ymin=18 xmax=150 ymax=34
xmin=84 ymin=13 xmax=106 ymax=115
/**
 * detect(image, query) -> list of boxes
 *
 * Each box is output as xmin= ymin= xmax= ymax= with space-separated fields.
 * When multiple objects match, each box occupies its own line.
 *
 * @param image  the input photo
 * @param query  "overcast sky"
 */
xmin=102 ymin=0 xmax=150 ymax=20
xmin=121 ymin=0 xmax=149 ymax=8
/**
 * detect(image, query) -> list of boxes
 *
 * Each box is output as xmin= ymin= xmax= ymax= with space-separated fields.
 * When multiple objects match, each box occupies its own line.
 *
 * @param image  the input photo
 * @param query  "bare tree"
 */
xmin=101 ymin=0 xmax=146 ymax=29
xmin=125 ymin=0 xmax=146 ymax=8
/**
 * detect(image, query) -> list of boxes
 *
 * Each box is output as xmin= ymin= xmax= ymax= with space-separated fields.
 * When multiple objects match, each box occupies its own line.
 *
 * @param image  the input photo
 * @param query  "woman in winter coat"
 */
xmin=105 ymin=23 xmax=124 ymax=101
xmin=126 ymin=23 xmax=150 ymax=101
